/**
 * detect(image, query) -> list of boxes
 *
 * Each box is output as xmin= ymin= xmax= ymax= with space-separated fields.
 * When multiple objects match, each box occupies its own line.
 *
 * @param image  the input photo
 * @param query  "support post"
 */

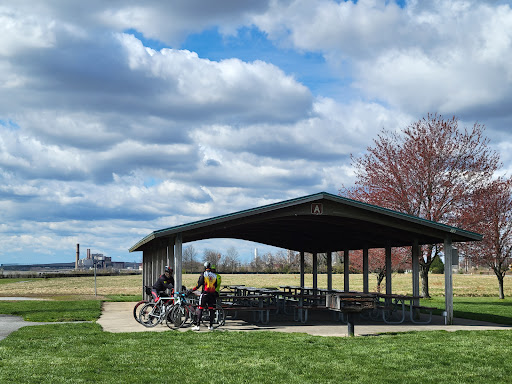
xmin=347 ymin=312 xmax=355 ymax=337
xmin=158 ymin=245 xmax=165 ymax=282
xmin=168 ymin=239 xmax=174 ymax=269
xmin=344 ymin=249 xmax=350 ymax=292
xmin=327 ymin=251 xmax=333 ymax=291
xmin=142 ymin=250 xmax=148 ymax=299
xmin=152 ymin=250 xmax=157 ymax=294
xmin=174 ymin=233 xmax=183 ymax=296
xmin=385 ymin=246 xmax=392 ymax=296
xmin=412 ymin=240 xmax=420 ymax=311
xmin=312 ymin=253 xmax=318 ymax=290
xmin=300 ymin=251 xmax=305 ymax=288
xmin=444 ymin=237 xmax=454 ymax=325
xmin=94 ymin=260 xmax=97 ymax=296
xmin=168 ymin=236 xmax=175 ymax=291
xmin=363 ymin=248 xmax=369 ymax=293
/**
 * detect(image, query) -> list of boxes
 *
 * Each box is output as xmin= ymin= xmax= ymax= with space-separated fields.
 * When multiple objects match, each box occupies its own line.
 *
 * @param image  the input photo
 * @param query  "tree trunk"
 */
xmin=496 ymin=271 xmax=505 ymax=300
xmin=420 ymin=263 xmax=430 ymax=298
xmin=499 ymin=276 xmax=505 ymax=299
xmin=375 ymin=270 xmax=385 ymax=293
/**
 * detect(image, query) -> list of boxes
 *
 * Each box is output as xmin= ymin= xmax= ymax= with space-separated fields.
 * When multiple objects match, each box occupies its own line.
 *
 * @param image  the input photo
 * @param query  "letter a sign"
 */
xmin=311 ymin=203 xmax=323 ymax=215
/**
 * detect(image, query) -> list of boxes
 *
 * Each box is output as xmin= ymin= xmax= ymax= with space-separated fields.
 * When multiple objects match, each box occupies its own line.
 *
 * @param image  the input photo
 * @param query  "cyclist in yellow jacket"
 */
xmin=190 ymin=262 xmax=217 ymax=331
xmin=211 ymin=264 xmax=222 ymax=296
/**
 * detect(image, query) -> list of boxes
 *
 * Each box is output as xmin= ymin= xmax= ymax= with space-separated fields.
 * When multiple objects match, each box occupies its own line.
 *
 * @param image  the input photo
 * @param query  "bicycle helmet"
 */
xmin=204 ymin=261 xmax=211 ymax=270
xmin=164 ymin=266 xmax=173 ymax=274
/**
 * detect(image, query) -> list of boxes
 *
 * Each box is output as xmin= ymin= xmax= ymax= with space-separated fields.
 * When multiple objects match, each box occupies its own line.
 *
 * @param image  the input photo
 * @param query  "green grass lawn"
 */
xmin=1 ymin=298 xmax=512 ymax=383
xmin=0 ymin=278 xmax=43 ymax=285
xmin=421 ymin=297 xmax=512 ymax=325
xmin=0 ymin=323 xmax=511 ymax=384
xmin=0 ymin=300 xmax=101 ymax=322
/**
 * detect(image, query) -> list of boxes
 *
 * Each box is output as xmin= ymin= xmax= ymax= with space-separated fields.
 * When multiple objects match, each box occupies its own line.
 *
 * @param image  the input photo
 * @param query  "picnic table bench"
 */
xmin=220 ymin=294 xmax=275 ymax=324
xmin=375 ymin=293 xmax=434 ymax=324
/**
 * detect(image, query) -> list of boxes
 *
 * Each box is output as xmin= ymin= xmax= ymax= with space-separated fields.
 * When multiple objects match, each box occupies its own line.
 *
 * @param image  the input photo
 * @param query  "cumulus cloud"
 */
xmin=252 ymin=0 xmax=512 ymax=123
xmin=0 ymin=5 xmax=57 ymax=56
xmin=98 ymin=0 xmax=270 ymax=45
xmin=115 ymin=33 xmax=313 ymax=123
xmin=0 ymin=1 xmax=510 ymax=264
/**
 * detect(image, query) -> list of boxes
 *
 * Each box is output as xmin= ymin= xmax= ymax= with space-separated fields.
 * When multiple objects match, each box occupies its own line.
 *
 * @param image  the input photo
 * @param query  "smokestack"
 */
xmin=75 ymin=244 xmax=80 ymax=269
xmin=87 ymin=249 xmax=91 ymax=260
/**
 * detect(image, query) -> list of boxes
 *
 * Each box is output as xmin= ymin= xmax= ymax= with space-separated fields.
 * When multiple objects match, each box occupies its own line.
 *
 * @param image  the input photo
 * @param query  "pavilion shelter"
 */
xmin=129 ymin=192 xmax=482 ymax=324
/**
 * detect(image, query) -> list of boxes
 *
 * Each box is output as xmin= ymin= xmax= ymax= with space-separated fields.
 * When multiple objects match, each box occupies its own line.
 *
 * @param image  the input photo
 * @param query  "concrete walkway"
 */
xmin=2 ymin=299 xmax=510 ymax=340
xmin=98 ymin=302 xmax=512 ymax=337
xmin=0 ymin=315 xmax=50 ymax=341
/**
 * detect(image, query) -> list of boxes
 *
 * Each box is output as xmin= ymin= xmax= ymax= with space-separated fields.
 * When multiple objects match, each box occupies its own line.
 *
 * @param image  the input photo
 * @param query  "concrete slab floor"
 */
xmin=98 ymin=301 xmax=512 ymax=337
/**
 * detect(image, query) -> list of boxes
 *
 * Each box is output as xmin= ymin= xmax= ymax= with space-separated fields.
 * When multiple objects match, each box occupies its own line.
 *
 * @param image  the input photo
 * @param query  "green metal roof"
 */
xmin=129 ymin=191 xmax=482 ymax=253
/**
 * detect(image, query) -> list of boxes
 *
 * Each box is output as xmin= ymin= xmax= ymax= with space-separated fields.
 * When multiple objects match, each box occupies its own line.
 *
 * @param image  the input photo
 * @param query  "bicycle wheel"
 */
xmin=166 ymin=304 xmax=189 ymax=329
xmin=133 ymin=300 xmax=149 ymax=323
xmin=200 ymin=305 xmax=225 ymax=329
xmin=187 ymin=305 xmax=199 ymax=326
xmin=139 ymin=303 xmax=161 ymax=327
xmin=213 ymin=306 xmax=226 ymax=328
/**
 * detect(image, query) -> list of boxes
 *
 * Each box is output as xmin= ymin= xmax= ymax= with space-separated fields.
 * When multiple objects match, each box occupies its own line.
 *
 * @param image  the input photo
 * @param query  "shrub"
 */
xmin=430 ymin=256 xmax=445 ymax=274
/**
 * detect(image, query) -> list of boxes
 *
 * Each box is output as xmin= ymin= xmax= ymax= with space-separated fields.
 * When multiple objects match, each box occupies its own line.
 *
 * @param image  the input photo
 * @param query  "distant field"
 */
xmin=0 ymin=272 xmax=509 ymax=299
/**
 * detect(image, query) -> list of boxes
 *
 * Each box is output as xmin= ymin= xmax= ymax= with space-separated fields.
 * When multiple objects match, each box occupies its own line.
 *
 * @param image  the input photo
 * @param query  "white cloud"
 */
xmin=252 ymin=0 xmax=512 ymax=120
xmin=98 ymin=0 xmax=270 ymax=45
xmin=116 ymin=33 xmax=313 ymax=123
xmin=0 ymin=6 xmax=56 ymax=56
xmin=253 ymin=0 xmax=406 ymax=56
xmin=0 ymin=1 xmax=510 ymax=265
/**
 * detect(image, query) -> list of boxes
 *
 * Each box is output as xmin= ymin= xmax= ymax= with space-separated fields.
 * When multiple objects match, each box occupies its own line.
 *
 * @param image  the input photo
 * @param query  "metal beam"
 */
xmin=300 ymin=251 xmax=305 ymax=288
xmin=327 ymin=251 xmax=332 ymax=291
xmin=385 ymin=246 xmax=392 ymax=295
xmin=363 ymin=247 xmax=369 ymax=293
xmin=444 ymin=237 xmax=453 ymax=324
xmin=412 ymin=240 xmax=420 ymax=304
xmin=174 ymin=233 xmax=183 ymax=295
xmin=344 ymin=249 xmax=349 ymax=292
xmin=312 ymin=253 xmax=318 ymax=290
xmin=168 ymin=238 xmax=174 ymax=269
xmin=142 ymin=250 xmax=148 ymax=299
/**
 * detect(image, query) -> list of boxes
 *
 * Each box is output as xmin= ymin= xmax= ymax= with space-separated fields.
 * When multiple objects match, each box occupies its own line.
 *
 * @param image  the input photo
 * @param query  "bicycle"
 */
xmin=201 ymin=299 xmax=226 ymax=328
xmin=133 ymin=286 xmax=153 ymax=324
xmin=166 ymin=291 xmax=225 ymax=330
xmin=165 ymin=291 xmax=197 ymax=329
xmin=139 ymin=294 xmax=175 ymax=327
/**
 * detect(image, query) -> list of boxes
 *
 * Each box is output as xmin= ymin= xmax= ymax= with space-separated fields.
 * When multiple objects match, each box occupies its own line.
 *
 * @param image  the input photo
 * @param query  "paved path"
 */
xmin=98 ymin=302 xmax=512 ymax=337
xmin=0 ymin=315 xmax=50 ymax=341
xmin=2 ymin=300 xmax=510 ymax=340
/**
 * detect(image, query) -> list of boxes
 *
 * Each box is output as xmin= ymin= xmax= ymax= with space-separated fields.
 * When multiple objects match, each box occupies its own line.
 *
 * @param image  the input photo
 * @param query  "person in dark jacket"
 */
xmin=151 ymin=266 xmax=174 ymax=301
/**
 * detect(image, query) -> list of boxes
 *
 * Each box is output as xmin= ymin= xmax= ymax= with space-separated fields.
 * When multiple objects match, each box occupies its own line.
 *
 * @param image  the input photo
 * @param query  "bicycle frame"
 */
xmin=139 ymin=295 xmax=175 ymax=327
xmin=166 ymin=292 xmax=225 ymax=329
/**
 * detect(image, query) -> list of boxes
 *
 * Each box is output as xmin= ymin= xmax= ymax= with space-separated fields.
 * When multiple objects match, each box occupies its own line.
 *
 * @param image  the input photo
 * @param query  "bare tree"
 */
xmin=223 ymin=246 xmax=240 ymax=273
xmin=203 ymin=248 xmax=222 ymax=268
xmin=183 ymin=245 xmax=199 ymax=272
xmin=250 ymin=255 xmax=265 ymax=272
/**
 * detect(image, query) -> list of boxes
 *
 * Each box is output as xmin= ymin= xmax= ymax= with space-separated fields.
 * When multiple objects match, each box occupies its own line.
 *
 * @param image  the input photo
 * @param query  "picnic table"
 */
xmin=219 ymin=291 xmax=274 ymax=324
xmin=375 ymin=293 xmax=434 ymax=324
xmin=220 ymin=285 xmax=434 ymax=335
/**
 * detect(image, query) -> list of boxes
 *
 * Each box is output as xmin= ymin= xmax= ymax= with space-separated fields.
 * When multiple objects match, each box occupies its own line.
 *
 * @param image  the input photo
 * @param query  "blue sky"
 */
xmin=1 ymin=0 xmax=512 ymax=265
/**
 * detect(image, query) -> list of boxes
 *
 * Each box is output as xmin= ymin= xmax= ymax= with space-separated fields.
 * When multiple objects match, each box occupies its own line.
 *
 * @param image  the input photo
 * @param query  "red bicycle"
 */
xmin=133 ymin=286 xmax=154 ymax=323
